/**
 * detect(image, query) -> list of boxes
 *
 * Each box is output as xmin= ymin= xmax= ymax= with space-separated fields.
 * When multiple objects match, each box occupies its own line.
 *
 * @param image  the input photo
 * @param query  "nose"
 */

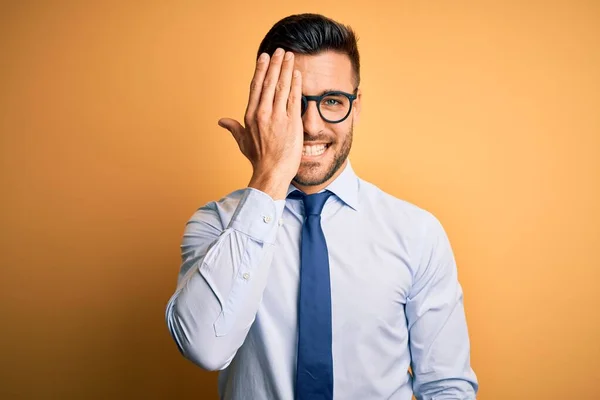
xmin=302 ymin=101 xmax=325 ymax=135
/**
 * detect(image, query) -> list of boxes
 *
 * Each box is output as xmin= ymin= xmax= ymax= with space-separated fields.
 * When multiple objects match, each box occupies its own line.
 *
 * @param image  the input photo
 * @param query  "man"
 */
xmin=166 ymin=13 xmax=478 ymax=400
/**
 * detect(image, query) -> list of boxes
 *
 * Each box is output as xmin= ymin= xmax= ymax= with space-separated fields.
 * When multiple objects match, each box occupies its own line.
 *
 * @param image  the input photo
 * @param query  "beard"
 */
xmin=292 ymin=125 xmax=353 ymax=187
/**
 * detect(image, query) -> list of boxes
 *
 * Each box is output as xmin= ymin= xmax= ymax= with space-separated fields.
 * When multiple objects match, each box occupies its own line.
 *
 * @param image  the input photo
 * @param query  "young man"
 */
xmin=166 ymin=13 xmax=478 ymax=400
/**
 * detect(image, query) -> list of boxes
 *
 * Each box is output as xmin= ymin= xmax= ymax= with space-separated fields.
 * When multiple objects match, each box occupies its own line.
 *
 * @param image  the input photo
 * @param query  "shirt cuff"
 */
xmin=227 ymin=188 xmax=286 ymax=244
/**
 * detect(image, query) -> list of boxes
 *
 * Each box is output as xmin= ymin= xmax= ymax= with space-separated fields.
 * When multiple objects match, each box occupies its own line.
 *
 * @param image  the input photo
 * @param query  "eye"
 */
xmin=320 ymin=94 xmax=347 ymax=109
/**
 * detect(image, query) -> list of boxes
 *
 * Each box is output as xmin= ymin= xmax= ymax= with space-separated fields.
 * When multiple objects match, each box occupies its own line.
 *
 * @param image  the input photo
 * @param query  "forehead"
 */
xmin=293 ymin=51 xmax=354 ymax=94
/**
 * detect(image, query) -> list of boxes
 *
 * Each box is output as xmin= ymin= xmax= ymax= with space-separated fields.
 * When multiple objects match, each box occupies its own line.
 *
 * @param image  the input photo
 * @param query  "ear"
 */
xmin=353 ymin=88 xmax=362 ymax=125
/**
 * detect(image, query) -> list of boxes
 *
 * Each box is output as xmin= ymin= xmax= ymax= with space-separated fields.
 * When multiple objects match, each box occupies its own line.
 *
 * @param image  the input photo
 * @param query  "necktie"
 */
xmin=288 ymin=190 xmax=334 ymax=400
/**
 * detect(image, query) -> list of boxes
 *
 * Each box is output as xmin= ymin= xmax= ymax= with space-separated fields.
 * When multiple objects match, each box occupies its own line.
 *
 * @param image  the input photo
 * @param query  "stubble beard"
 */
xmin=292 ymin=126 xmax=353 ymax=187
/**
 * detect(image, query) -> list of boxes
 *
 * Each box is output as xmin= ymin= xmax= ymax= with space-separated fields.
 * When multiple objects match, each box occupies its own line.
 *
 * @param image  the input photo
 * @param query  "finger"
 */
xmin=287 ymin=70 xmax=303 ymax=118
xmin=273 ymin=51 xmax=295 ymax=114
xmin=218 ymin=118 xmax=244 ymax=141
xmin=245 ymin=53 xmax=270 ymax=119
xmin=258 ymin=48 xmax=285 ymax=114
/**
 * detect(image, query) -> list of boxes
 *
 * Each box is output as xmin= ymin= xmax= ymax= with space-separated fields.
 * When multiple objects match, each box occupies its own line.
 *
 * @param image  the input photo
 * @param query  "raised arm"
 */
xmin=165 ymin=187 xmax=285 ymax=370
xmin=165 ymin=47 xmax=304 ymax=370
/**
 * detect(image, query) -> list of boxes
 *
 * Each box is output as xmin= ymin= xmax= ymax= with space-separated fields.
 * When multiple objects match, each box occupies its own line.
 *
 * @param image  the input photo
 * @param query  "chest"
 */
xmin=262 ymin=208 xmax=413 ymax=335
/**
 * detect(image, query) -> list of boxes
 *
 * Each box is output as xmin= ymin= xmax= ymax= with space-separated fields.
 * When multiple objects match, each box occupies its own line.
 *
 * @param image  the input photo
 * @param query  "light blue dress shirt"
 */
xmin=166 ymin=160 xmax=478 ymax=400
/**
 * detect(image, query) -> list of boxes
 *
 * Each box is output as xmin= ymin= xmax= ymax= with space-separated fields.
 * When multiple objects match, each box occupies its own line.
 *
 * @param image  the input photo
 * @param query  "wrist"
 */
xmin=248 ymin=172 xmax=290 ymax=200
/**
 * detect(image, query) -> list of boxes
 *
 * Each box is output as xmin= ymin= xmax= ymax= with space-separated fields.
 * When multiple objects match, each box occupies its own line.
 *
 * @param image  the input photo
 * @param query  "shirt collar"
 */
xmin=286 ymin=158 xmax=359 ymax=211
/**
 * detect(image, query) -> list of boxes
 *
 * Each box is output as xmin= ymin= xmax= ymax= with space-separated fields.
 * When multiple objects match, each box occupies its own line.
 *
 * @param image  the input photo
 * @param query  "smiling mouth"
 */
xmin=302 ymin=143 xmax=331 ymax=157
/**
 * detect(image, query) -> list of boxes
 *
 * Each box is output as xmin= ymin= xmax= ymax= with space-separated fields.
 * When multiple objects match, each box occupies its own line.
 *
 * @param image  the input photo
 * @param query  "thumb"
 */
xmin=218 ymin=118 xmax=244 ymax=140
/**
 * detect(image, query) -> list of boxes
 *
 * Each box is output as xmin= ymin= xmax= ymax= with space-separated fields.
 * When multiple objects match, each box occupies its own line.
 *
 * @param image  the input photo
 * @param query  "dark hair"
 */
xmin=257 ymin=13 xmax=360 ymax=88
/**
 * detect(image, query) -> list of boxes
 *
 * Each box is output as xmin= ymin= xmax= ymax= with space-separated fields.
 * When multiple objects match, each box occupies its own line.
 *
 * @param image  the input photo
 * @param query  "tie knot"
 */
xmin=288 ymin=190 xmax=332 ymax=216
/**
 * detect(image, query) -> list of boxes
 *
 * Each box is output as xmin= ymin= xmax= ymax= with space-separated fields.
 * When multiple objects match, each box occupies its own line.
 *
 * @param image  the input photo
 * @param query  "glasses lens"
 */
xmin=319 ymin=93 xmax=351 ymax=122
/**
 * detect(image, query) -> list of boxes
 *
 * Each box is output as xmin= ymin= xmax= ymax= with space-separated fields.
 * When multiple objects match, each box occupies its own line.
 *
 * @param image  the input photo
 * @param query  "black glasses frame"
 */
xmin=300 ymin=90 xmax=358 ymax=124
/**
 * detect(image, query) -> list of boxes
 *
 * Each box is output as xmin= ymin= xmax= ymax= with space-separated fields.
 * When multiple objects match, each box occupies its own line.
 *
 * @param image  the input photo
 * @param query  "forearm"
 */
xmin=165 ymin=188 xmax=286 ymax=370
xmin=410 ymin=291 xmax=478 ymax=399
xmin=415 ymin=378 xmax=477 ymax=400
xmin=166 ymin=232 xmax=277 ymax=370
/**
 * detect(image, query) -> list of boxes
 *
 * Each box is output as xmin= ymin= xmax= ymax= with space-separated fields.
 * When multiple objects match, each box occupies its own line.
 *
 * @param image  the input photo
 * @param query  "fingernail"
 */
xmin=258 ymin=53 xmax=268 ymax=63
xmin=275 ymin=48 xmax=284 ymax=56
xmin=284 ymin=52 xmax=293 ymax=60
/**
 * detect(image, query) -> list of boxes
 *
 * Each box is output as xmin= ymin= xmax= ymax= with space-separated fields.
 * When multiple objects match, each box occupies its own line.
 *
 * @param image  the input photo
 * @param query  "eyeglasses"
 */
xmin=301 ymin=90 xmax=358 ymax=124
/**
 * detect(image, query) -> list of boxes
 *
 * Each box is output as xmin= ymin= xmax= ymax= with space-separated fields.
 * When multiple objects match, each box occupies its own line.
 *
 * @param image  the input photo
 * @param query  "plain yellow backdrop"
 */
xmin=1 ymin=1 xmax=599 ymax=399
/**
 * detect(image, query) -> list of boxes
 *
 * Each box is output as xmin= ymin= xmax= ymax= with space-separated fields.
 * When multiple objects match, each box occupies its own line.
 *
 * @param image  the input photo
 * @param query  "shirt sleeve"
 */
xmin=406 ymin=212 xmax=479 ymax=399
xmin=165 ymin=187 xmax=286 ymax=371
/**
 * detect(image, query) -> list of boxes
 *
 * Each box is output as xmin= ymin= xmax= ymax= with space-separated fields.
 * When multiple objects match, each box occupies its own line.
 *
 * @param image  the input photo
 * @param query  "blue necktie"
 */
xmin=288 ymin=190 xmax=334 ymax=400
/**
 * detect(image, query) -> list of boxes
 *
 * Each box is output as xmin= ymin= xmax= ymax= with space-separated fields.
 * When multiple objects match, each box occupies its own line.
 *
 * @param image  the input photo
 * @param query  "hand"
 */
xmin=218 ymin=48 xmax=303 ymax=200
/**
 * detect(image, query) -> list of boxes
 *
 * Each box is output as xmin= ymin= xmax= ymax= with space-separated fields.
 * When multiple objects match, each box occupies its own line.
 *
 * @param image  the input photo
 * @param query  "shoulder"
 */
xmin=356 ymin=177 xmax=442 ymax=237
xmin=356 ymin=177 xmax=453 ymax=279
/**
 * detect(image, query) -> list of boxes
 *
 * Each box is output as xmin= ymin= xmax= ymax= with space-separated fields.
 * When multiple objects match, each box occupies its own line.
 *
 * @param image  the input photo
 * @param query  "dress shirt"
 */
xmin=165 ymin=159 xmax=478 ymax=400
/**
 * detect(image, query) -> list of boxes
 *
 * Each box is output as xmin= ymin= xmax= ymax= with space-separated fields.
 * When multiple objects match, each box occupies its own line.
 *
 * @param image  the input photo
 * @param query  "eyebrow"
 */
xmin=306 ymin=89 xmax=352 ymax=96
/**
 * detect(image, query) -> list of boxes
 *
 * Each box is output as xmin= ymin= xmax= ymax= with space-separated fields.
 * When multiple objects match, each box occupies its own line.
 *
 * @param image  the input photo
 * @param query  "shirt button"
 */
xmin=242 ymin=273 xmax=250 ymax=280
xmin=263 ymin=215 xmax=272 ymax=223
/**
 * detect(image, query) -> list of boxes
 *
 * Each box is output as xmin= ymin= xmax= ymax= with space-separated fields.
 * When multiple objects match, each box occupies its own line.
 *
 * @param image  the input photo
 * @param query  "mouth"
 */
xmin=302 ymin=143 xmax=331 ymax=160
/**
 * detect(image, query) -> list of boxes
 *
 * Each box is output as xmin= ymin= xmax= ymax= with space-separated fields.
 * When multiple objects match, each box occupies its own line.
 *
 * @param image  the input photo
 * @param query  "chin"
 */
xmin=294 ymin=132 xmax=352 ymax=187
xmin=294 ymin=156 xmax=345 ymax=187
xmin=293 ymin=165 xmax=330 ymax=186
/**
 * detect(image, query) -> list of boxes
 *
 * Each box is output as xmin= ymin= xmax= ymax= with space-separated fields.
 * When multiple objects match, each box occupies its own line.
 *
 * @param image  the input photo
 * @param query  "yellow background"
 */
xmin=1 ymin=1 xmax=599 ymax=399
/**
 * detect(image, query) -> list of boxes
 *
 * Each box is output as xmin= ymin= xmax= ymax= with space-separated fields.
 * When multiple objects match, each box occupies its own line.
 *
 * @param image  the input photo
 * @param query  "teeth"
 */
xmin=303 ymin=144 xmax=327 ymax=156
